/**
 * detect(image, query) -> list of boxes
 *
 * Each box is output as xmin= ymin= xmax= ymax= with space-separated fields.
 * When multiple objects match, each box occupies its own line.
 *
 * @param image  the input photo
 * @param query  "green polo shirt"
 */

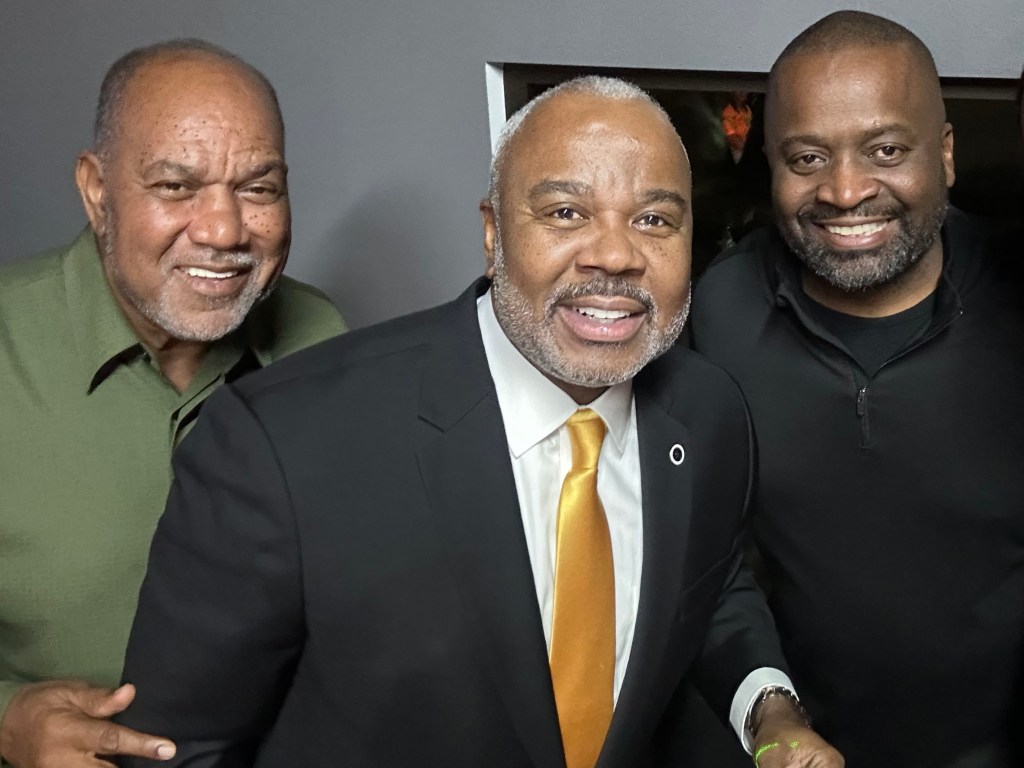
xmin=0 ymin=229 xmax=345 ymax=724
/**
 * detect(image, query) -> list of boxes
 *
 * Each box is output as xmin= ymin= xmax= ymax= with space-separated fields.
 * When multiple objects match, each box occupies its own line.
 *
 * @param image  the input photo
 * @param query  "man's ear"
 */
xmin=480 ymin=199 xmax=498 ymax=278
xmin=75 ymin=150 xmax=107 ymax=235
xmin=940 ymin=122 xmax=955 ymax=188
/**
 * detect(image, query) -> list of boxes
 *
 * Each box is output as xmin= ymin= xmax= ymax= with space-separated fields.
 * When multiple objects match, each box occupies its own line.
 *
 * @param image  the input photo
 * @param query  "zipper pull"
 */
xmin=856 ymin=387 xmax=867 ymax=416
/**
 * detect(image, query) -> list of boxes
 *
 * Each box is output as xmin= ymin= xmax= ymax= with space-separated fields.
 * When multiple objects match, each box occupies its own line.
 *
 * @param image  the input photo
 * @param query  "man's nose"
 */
xmin=188 ymin=187 xmax=250 ymax=250
xmin=577 ymin=218 xmax=645 ymax=274
xmin=816 ymin=155 xmax=881 ymax=210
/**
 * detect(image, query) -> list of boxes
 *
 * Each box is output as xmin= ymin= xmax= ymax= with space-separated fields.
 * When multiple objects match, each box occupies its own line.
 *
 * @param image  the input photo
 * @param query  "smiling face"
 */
xmin=765 ymin=44 xmax=954 ymax=291
xmin=76 ymin=53 xmax=290 ymax=346
xmin=482 ymin=91 xmax=692 ymax=403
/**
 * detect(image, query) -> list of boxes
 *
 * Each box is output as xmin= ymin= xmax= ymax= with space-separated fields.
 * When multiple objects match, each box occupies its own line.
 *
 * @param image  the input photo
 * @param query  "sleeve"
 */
xmin=690 ymin=547 xmax=789 ymax=720
xmin=689 ymin=392 xmax=792 ymax=739
xmin=116 ymin=385 xmax=305 ymax=766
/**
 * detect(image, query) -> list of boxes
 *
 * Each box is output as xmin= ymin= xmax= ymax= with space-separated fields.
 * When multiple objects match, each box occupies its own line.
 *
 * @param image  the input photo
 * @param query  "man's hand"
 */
xmin=751 ymin=695 xmax=844 ymax=768
xmin=0 ymin=680 xmax=175 ymax=768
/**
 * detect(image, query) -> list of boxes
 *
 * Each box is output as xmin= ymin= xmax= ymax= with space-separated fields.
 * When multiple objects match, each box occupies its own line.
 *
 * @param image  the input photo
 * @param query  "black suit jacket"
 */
xmin=118 ymin=280 xmax=785 ymax=767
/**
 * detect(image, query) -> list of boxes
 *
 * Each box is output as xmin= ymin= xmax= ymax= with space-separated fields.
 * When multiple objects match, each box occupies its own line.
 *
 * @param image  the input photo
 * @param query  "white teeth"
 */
xmin=185 ymin=267 xmax=239 ymax=279
xmin=825 ymin=222 xmax=887 ymax=236
xmin=575 ymin=306 xmax=631 ymax=320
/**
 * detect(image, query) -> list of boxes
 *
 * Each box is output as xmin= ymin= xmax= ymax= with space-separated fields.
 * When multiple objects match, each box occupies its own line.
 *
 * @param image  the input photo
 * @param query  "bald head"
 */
xmin=771 ymin=11 xmax=939 ymax=81
xmin=94 ymin=39 xmax=284 ymax=161
xmin=768 ymin=11 xmax=943 ymax=126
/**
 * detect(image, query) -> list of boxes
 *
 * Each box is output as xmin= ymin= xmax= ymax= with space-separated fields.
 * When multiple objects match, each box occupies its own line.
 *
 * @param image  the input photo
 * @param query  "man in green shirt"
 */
xmin=0 ymin=40 xmax=345 ymax=767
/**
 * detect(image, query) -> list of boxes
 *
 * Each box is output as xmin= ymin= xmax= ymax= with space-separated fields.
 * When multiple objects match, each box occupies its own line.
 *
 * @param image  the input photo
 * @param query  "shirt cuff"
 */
xmin=728 ymin=667 xmax=797 ymax=753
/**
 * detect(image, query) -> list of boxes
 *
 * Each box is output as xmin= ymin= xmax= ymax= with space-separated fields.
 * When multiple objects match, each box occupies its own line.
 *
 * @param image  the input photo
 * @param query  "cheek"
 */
xmin=651 ymin=253 xmax=691 ymax=309
xmin=772 ymin=177 xmax=809 ymax=216
xmin=506 ymin=231 xmax=569 ymax=279
xmin=244 ymin=206 xmax=290 ymax=248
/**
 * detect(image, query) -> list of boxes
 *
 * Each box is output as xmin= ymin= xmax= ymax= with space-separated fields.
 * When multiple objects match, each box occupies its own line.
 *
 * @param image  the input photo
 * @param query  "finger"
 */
xmin=91 ymin=721 xmax=177 ymax=760
xmin=94 ymin=683 xmax=137 ymax=718
xmin=74 ymin=683 xmax=136 ymax=718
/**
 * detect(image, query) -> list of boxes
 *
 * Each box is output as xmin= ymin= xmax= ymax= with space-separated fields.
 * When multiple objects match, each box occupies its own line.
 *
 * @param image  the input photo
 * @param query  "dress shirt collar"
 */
xmin=64 ymin=228 xmax=148 ymax=393
xmin=477 ymin=289 xmax=633 ymax=458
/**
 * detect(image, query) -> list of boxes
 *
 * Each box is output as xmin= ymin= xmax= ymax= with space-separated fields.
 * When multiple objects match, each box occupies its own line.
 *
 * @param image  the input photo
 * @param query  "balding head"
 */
xmin=94 ymin=39 xmax=284 ymax=162
xmin=487 ymin=76 xmax=683 ymax=220
xmin=770 ymin=10 xmax=940 ymax=86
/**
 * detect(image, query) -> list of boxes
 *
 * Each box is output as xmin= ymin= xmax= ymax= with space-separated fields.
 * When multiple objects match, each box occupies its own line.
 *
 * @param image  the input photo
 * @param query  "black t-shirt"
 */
xmin=806 ymin=291 xmax=936 ymax=376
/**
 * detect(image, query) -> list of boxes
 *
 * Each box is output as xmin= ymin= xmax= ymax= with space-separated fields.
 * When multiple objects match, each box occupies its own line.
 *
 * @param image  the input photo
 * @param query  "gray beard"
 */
xmin=99 ymin=206 xmax=270 ymax=342
xmin=490 ymin=240 xmax=690 ymax=389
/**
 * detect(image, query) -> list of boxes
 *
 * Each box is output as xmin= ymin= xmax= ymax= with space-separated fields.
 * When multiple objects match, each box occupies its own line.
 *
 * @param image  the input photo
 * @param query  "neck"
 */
xmin=147 ymin=339 xmax=211 ymax=393
xmin=801 ymin=244 xmax=943 ymax=318
xmin=549 ymin=376 xmax=607 ymax=405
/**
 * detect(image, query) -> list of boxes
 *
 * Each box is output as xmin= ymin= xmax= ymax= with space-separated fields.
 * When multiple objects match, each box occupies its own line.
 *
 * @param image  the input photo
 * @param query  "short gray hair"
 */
xmin=93 ymin=38 xmax=283 ymax=160
xmin=486 ymin=76 xmax=672 ymax=215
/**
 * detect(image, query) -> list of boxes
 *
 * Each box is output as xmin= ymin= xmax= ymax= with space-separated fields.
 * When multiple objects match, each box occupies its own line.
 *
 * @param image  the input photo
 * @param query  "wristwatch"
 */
xmin=745 ymin=685 xmax=811 ymax=735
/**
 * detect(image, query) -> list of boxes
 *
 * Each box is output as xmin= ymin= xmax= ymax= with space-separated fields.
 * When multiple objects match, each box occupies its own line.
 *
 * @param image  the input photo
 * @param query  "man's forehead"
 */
xmin=768 ymin=45 xmax=943 ymax=130
xmin=115 ymin=58 xmax=282 ymax=148
xmin=508 ymin=93 xmax=688 ymax=177
xmin=526 ymin=92 xmax=666 ymax=139
xmin=774 ymin=44 xmax=930 ymax=94
xmin=124 ymin=55 xmax=276 ymax=121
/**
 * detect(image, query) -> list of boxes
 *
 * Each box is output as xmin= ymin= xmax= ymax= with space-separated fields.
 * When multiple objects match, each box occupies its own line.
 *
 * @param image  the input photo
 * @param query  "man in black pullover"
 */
xmin=691 ymin=10 xmax=1024 ymax=768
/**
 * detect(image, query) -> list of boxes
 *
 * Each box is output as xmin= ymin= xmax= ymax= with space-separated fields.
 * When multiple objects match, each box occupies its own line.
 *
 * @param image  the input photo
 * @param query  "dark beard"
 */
xmin=779 ymin=183 xmax=949 ymax=292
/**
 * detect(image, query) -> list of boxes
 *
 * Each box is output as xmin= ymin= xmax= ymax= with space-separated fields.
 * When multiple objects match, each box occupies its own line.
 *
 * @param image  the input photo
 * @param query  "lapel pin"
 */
xmin=669 ymin=443 xmax=685 ymax=466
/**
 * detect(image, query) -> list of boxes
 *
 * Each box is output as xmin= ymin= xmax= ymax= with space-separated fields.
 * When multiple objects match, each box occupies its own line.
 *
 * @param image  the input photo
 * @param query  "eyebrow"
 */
xmin=527 ymin=179 xmax=591 ymax=201
xmin=141 ymin=159 xmax=288 ymax=180
xmin=779 ymin=123 xmax=915 ymax=154
xmin=141 ymin=160 xmax=201 ymax=180
xmin=527 ymin=180 xmax=688 ymax=211
xmin=246 ymin=160 xmax=289 ymax=179
xmin=638 ymin=188 xmax=689 ymax=212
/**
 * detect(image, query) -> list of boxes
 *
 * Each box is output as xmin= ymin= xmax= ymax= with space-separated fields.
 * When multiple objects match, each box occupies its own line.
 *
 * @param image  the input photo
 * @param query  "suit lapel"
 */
xmin=600 ymin=359 xmax=695 ymax=765
xmin=415 ymin=282 xmax=565 ymax=768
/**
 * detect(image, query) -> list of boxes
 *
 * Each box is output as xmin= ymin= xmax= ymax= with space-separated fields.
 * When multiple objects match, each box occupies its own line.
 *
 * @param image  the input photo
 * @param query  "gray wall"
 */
xmin=2 ymin=0 xmax=1021 ymax=327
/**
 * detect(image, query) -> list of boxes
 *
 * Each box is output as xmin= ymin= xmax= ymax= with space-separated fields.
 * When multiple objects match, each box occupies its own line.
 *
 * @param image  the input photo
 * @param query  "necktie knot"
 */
xmin=566 ymin=408 xmax=606 ymax=470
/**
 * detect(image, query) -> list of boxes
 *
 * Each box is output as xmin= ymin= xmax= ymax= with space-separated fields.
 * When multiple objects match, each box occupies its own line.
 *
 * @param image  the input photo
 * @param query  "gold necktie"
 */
xmin=549 ymin=408 xmax=615 ymax=768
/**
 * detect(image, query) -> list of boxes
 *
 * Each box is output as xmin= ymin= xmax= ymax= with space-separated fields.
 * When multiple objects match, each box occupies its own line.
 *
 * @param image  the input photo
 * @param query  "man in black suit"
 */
xmin=117 ymin=76 xmax=841 ymax=767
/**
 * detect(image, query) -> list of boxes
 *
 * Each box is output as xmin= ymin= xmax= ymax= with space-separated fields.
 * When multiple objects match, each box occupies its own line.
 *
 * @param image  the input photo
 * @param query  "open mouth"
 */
xmin=572 ymin=306 xmax=633 ymax=321
xmin=810 ymin=218 xmax=895 ymax=249
xmin=557 ymin=299 xmax=647 ymax=343
xmin=184 ymin=266 xmax=241 ymax=279
xmin=823 ymin=221 xmax=888 ymax=236
xmin=176 ymin=264 xmax=252 ymax=297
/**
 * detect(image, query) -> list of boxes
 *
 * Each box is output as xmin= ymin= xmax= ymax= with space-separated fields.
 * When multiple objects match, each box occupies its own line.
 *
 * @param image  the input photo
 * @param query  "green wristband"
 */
xmin=753 ymin=741 xmax=780 ymax=767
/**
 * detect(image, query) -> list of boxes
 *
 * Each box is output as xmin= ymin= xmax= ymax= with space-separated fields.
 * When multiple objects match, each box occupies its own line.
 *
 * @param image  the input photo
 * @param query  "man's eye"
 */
xmin=636 ymin=213 xmax=667 ymax=228
xmin=153 ymin=181 xmax=192 ymax=199
xmin=786 ymin=153 xmax=825 ymax=175
xmin=551 ymin=207 xmax=581 ymax=220
xmin=242 ymin=184 xmax=281 ymax=202
xmin=872 ymin=145 xmax=904 ymax=161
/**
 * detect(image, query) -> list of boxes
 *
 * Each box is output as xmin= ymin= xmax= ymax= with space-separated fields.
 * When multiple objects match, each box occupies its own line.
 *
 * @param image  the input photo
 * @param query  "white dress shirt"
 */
xmin=476 ymin=290 xmax=793 ymax=751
